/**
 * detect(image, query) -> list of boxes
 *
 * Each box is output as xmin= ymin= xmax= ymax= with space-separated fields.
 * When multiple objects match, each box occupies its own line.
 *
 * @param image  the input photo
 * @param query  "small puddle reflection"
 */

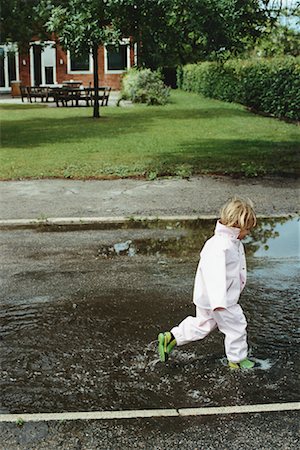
xmin=0 ymin=216 xmax=299 ymax=414
xmin=97 ymin=216 xmax=299 ymax=259
xmin=247 ymin=216 xmax=299 ymax=258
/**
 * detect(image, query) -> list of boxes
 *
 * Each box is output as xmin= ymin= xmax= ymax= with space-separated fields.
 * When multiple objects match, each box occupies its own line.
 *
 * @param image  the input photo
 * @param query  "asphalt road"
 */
xmin=1 ymin=411 xmax=299 ymax=450
xmin=1 ymin=221 xmax=299 ymax=449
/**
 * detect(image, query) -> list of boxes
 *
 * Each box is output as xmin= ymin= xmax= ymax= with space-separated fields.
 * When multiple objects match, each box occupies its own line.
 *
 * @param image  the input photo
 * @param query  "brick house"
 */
xmin=0 ymin=38 xmax=137 ymax=93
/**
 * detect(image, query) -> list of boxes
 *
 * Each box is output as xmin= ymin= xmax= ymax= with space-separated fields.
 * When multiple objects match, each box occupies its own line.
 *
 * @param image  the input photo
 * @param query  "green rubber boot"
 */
xmin=158 ymin=331 xmax=177 ymax=362
xmin=228 ymin=358 xmax=256 ymax=370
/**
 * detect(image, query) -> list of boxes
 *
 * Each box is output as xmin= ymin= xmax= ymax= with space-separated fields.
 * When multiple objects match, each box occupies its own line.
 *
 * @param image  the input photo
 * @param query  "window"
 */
xmin=68 ymin=51 xmax=92 ymax=73
xmin=0 ymin=48 xmax=5 ymax=87
xmin=45 ymin=66 xmax=54 ymax=84
xmin=0 ymin=45 xmax=18 ymax=91
xmin=8 ymin=52 xmax=17 ymax=82
xmin=105 ymin=43 xmax=130 ymax=73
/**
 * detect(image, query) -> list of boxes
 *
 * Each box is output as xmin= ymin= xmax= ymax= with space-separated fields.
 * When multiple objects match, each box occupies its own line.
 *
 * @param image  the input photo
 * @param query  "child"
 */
xmin=158 ymin=197 xmax=256 ymax=369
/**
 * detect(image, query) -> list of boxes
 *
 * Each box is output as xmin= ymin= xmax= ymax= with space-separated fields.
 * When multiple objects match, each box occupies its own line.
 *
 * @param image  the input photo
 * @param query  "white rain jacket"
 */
xmin=193 ymin=220 xmax=247 ymax=310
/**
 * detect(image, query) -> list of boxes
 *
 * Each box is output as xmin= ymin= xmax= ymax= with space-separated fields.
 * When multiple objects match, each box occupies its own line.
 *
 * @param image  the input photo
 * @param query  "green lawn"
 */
xmin=0 ymin=90 xmax=299 ymax=179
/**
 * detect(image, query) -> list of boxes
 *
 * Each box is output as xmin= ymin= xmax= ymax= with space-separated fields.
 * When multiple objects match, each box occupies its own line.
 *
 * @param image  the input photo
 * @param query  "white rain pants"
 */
xmin=171 ymin=304 xmax=248 ymax=363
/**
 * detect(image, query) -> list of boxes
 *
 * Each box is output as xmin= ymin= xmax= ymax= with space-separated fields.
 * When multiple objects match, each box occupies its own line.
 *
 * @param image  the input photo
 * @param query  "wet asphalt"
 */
xmin=1 ymin=411 xmax=299 ymax=450
xmin=0 ymin=177 xmax=299 ymax=449
xmin=0 ymin=216 xmax=299 ymax=449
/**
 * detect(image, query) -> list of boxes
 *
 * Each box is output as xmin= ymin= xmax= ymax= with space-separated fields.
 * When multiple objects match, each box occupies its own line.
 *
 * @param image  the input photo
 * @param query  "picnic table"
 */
xmin=53 ymin=86 xmax=111 ymax=107
xmin=62 ymin=80 xmax=83 ymax=89
xmin=20 ymin=85 xmax=111 ymax=107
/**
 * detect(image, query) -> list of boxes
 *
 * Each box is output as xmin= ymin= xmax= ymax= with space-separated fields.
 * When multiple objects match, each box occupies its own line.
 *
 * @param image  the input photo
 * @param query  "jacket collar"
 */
xmin=215 ymin=220 xmax=240 ymax=240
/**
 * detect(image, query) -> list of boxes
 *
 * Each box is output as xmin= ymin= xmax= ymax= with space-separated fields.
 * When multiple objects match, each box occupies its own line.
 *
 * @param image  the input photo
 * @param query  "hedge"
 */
xmin=177 ymin=57 xmax=300 ymax=121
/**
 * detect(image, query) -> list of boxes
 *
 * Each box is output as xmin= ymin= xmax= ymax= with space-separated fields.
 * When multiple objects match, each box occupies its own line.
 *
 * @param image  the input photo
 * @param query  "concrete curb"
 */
xmin=0 ymin=215 xmax=208 ymax=227
xmin=0 ymin=213 xmax=297 ymax=229
xmin=0 ymin=402 xmax=299 ymax=423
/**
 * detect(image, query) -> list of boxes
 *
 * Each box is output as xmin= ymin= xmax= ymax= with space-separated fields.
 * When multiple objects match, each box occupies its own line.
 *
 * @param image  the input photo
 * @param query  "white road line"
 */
xmin=0 ymin=402 xmax=299 ymax=423
xmin=179 ymin=402 xmax=300 ymax=416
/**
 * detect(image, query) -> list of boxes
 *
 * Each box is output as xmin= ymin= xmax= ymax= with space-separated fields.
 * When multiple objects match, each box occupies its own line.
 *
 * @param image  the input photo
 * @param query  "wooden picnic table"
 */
xmin=50 ymin=87 xmax=82 ymax=107
xmin=52 ymin=86 xmax=111 ymax=107
xmin=20 ymin=85 xmax=112 ymax=107
xmin=62 ymin=80 xmax=83 ymax=88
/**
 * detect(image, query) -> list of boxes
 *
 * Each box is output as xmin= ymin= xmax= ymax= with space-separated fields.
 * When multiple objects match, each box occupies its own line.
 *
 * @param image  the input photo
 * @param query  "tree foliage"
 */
xmin=113 ymin=0 xmax=270 ymax=68
xmin=254 ymin=23 xmax=300 ymax=57
xmin=0 ymin=0 xmax=46 ymax=49
xmin=44 ymin=0 xmax=120 ymax=56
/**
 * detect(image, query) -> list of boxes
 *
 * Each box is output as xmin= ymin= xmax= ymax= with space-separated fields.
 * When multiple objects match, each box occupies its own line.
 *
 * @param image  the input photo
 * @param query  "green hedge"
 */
xmin=177 ymin=57 xmax=300 ymax=120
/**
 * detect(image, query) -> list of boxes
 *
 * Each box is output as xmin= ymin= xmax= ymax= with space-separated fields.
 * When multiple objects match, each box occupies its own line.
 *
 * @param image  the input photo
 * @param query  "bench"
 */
xmin=52 ymin=88 xmax=82 ymax=107
xmin=26 ymin=86 xmax=50 ymax=102
xmin=80 ymin=87 xmax=111 ymax=107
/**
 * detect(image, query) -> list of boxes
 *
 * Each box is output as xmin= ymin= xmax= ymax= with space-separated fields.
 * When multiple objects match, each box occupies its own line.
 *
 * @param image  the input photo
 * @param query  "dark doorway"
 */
xmin=33 ymin=45 xmax=42 ymax=86
xmin=8 ymin=52 xmax=17 ymax=84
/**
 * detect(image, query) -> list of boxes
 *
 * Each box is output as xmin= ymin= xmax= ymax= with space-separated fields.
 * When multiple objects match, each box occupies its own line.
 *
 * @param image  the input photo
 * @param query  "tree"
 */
xmin=253 ymin=23 xmax=300 ymax=57
xmin=43 ymin=0 xmax=121 ymax=118
xmin=113 ymin=0 xmax=270 ymax=68
xmin=0 ymin=0 xmax=46 ymax=49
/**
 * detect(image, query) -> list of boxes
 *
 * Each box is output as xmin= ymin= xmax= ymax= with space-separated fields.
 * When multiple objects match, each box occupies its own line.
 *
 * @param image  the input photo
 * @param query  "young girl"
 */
xmin=158 ymin=197 xmax=256 ymax=369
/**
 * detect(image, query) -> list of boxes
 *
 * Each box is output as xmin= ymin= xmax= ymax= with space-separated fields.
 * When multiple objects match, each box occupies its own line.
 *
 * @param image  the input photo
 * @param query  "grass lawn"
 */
xmin=0 ymin=90 xmax=299 ymax=180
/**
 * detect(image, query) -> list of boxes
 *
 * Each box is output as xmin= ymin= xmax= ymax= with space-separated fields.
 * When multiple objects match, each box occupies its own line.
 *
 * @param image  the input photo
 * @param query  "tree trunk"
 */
xmin=92 ymin=44 xmax=100 ymax=118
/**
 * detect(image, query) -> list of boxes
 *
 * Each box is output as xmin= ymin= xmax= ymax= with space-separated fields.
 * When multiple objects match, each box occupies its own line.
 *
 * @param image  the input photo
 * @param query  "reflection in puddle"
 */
xmin=97 ymin=216 xmax=299 ymax=259
xmin=247 ymin=217 xmax=299 ymax=258
xmin=0 ymin=216 xmax=299 ymax=414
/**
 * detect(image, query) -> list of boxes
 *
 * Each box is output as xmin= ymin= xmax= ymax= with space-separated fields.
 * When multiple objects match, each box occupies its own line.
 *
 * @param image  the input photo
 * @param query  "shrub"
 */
xmin=177 ymin=57 xmax=300 ymax=120
xmin=119 ymin=68 xmax=170 ymax=106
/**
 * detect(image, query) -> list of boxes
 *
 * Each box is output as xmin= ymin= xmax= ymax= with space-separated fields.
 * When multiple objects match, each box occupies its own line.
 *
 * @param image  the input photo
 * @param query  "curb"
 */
xmin=0 ymin=213 xmax=297 ymax=229
xmin=0 ymin=215 xmax=212 ymax=231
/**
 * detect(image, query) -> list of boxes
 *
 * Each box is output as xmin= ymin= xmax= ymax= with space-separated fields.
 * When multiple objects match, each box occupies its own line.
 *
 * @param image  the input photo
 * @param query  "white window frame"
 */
xmin=0 ymin=44 xmax=19 ymax=92
xmin=30 ymin=40 xmax=57 ymax=86
xmin=134 ymin=42 xmax=138 ymax=66
xmin=104 ymin=39 xmax=131 ymax=74
xmin=67 ymin=50 xmax=93 ymax=74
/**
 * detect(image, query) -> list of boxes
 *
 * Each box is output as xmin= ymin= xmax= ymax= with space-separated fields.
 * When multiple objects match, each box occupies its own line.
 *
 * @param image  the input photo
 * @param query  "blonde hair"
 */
xmin=220 ymin=197 xmax=257 ymax=230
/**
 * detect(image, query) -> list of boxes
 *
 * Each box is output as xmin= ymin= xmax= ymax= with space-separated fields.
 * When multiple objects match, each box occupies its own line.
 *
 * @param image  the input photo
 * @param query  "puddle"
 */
xmin=248 ymin=217 xmax=299 ymax=258
xmin=96 ymin=216 xmax=299 ymax=259
xmin=0 ymin=217 xmax=299 ymax=414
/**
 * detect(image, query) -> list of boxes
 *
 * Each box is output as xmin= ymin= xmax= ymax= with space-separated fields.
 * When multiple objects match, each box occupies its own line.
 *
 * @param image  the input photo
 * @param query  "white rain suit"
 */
xmin=171 ymin=220 xmax=249 ymax=363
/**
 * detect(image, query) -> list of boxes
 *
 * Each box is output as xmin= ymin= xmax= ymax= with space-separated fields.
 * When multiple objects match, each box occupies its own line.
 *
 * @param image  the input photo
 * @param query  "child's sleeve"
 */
xmin=200 ymin=248 xmax=227 ymax=310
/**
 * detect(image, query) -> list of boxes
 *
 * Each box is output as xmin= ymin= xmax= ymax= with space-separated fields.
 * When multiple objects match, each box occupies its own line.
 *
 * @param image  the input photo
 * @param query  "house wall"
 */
xmin=18 ymin=41 xmax=133 ymax=90
xmin=18 ymin=53 xmax=31 ymax=86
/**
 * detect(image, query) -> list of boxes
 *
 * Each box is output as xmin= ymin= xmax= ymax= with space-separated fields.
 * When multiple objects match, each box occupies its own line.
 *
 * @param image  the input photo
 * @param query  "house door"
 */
xmin=30 ymin=41 xmax=56 ymax=86
xmin=0 ymin=45 xmax=19 ymax=92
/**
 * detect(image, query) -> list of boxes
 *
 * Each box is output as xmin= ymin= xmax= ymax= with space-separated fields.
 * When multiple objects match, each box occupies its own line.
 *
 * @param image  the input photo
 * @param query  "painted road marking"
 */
xmin=0 ymin=402 xmax=299 ymax=423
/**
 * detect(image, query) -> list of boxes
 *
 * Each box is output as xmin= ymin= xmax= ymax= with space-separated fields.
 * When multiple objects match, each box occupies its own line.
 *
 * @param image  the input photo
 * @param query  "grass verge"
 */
xmin=0 ymin=90 xmax=299 ymax=180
